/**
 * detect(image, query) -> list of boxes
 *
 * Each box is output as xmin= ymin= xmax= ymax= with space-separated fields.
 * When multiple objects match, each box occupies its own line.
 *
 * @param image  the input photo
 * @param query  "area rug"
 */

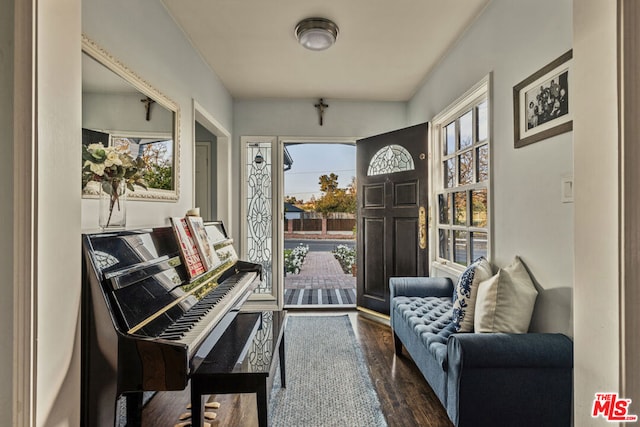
xmin=284 ymin=288 xmax=356 ymax=306
xmin=269 ymin=315 xmax=387 ymax=427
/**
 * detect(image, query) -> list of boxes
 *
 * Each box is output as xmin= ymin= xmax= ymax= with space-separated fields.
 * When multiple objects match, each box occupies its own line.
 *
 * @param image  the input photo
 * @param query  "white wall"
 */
xmin=408 ymin=0 xmax=574 ymax=335
xmin=82 ymin=92 xmax=173 ymax=135
xmin=82 ymin=0 xmax=234 ymax=229
xmin=573 ymin=1 xmax=620 ymax=425
xmin=0 ymin=0 xmax=14 ymax=421
xmin=36 ymin=0 xmax=82 ymax=425
xmin=232 ymin=98 xmax=407 ymax=240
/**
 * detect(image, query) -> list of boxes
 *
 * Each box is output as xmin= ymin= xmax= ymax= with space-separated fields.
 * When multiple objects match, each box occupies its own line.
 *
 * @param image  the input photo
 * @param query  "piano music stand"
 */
xmin=190 ymin=310 xmax=287 ymax=427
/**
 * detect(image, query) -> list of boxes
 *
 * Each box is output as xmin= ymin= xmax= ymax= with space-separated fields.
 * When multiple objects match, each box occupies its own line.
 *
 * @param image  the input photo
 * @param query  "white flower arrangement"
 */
xmin=82 ymin=142 xmax=147 ymax=191
xmin=284 ymin=244 xmax=310 ymax=274
xmin=332 ymin=244 xmax=356 ymax=273
xmin=82 ymin=142 xmax=148 ymax=227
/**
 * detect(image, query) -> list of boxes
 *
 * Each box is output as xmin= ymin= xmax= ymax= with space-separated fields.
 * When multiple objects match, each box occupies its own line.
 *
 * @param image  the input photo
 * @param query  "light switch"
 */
xmin=561 ymin=177 xmax=573 ymax=203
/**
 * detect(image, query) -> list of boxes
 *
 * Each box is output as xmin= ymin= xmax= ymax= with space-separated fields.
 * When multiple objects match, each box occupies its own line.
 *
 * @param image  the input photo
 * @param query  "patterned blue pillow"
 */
xmin=451 ymin=257 xmax=492 ymax=332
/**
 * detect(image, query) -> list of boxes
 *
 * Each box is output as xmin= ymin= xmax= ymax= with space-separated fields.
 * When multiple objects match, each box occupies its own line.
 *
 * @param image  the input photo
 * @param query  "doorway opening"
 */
xmin=282 ymin=142 xmax=357 ymax=308
xmin=194 ymin=121 xmax=215 ymax=221
xmin=193 ymin=101 xmax=232 ymax=228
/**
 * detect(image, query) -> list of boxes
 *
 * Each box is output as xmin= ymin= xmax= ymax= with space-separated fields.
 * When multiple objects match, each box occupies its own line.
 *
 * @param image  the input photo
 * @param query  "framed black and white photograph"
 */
xmin=513 ymin=50 xmax=573 ymax=148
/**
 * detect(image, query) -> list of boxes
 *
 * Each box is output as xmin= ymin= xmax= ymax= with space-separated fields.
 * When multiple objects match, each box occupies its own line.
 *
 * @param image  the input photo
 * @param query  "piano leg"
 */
xmin=190 ymin=384 xmax=203 ymax=427
xmin=125 ymin=392 xmax=143 ymax=426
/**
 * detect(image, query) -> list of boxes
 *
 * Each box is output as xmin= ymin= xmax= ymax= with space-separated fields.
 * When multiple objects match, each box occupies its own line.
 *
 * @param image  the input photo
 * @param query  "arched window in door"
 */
xmin=367 ymin=144 xmax=415 ymax=176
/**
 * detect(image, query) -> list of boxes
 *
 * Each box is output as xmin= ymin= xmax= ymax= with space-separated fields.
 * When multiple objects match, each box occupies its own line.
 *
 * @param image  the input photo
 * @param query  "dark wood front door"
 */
xmin=356 ymin=123 xmax=429 ymax=315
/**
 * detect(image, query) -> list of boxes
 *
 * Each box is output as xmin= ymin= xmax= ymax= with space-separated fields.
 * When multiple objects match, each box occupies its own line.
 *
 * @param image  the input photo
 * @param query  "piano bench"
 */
xmin=190 ymin=310 xmax=287 ymax=427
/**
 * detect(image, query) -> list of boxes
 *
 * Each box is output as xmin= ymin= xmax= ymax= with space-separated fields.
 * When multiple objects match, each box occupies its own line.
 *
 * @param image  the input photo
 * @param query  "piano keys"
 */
xmin=81 ymin=221 xmax=261 ymax=426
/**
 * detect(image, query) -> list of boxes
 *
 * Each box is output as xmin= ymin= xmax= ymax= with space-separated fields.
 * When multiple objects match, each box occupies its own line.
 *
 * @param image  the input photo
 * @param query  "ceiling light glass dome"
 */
xmin=295 ymin=18 xmax=339 ymax=51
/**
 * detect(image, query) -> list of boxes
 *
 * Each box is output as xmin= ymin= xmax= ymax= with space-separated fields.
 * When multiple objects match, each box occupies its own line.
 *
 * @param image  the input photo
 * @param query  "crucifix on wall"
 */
xmin=314 ymin=98 xmax=328 ymax=126
xmin=141 ymin=96 xmax=155 ymax=121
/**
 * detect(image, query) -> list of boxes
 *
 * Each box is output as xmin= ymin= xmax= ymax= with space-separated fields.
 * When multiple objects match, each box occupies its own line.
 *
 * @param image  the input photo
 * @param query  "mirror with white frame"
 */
xmin=81 ymin=35 xmax=180 ymax=201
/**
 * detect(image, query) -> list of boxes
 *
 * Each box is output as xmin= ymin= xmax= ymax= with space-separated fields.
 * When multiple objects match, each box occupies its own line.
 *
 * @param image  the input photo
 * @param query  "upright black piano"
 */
xmin=81 ymin=221 xmax=261 ymax=426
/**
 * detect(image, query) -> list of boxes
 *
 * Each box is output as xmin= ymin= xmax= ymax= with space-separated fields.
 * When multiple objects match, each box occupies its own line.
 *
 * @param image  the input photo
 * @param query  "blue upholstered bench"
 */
xmin=390 ymin=276 xmax=573 ymax=427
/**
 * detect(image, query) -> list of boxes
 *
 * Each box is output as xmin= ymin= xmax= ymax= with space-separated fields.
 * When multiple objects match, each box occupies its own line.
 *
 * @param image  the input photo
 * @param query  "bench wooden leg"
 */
xmin=256 ymin=380 xmax=268 ymax=427
xmin=393 ymin=332 xmax=403 ymax=355
xmin=190 ymin=383 xmax=203 ymax=427
xmin=125 ymin=392 xmax=142 ymax=426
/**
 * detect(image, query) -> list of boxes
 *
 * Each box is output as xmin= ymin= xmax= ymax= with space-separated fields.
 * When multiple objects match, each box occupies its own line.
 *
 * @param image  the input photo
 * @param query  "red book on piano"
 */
xmin=171 ymin=217 xmax=207 ymax=278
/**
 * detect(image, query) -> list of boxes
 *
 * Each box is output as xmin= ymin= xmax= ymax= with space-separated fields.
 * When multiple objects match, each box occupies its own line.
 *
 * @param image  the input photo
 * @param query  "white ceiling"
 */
xmin=161 ymin=0 xmax=490 ymax=101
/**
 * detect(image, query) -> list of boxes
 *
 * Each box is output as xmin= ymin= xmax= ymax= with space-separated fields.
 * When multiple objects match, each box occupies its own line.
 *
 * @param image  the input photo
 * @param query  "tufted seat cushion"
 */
xmin=392 ymin=296 xmax=455 ymax=370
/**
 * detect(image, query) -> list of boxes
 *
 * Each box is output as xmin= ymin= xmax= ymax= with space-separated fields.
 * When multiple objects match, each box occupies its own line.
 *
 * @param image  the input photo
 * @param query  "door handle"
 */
xmin=419 ymin=206 xmax=427 ymax=249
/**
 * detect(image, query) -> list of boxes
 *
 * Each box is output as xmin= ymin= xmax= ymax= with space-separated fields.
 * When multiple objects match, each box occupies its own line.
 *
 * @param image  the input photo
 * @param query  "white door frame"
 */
xmin=13 ymin=0 xmax=36 ymax=424
xmin=192 ymin=100 xmax=232 ymax=230
xmin=239 ymin=136 xmax=358 ymax=310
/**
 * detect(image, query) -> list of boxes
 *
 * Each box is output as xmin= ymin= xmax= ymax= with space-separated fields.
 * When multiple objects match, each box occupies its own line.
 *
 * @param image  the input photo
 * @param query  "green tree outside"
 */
xmin=315 ymin=174 xmax=356 ymax=215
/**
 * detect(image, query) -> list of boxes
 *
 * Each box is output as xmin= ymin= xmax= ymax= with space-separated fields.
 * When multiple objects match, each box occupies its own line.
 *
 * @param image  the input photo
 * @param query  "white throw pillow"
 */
xmin=451 ymin=257 xmax=492 ymax=332
xmin=474 ymin=256 xmax=539 ymax=333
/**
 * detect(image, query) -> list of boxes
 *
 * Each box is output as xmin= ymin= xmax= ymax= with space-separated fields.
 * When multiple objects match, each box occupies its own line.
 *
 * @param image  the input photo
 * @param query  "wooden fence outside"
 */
xmin=285 ymin=212 xmax=355 ymax=235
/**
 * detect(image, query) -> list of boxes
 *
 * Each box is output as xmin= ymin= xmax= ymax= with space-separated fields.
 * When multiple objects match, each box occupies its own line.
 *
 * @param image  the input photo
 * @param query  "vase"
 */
xmin=99 ymin=179 xmax=127 ymax=230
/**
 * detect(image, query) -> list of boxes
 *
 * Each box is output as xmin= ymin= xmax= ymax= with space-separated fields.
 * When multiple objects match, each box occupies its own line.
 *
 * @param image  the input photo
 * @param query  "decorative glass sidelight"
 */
xmin=246 ymin=142 xmax=273 ymax=294
xmin=247 ymin=311 xmax=274 ymax=371
xmin=367 ymin=144 xmax=415 ymax=176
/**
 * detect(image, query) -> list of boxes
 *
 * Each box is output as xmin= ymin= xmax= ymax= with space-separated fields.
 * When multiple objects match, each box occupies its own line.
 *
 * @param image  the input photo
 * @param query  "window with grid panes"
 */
xmin=436 ymin=92 xmax=489 ymax=267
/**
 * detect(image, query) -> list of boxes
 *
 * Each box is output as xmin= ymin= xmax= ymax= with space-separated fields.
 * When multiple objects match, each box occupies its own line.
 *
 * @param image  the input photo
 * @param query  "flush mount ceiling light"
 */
xmin=295 ymin=17 xmax=339 ymax=51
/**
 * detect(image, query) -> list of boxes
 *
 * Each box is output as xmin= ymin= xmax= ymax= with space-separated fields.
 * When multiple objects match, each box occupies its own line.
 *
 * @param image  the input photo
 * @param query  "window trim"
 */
xmin=429 ymin=75 xmax=492 ymax=273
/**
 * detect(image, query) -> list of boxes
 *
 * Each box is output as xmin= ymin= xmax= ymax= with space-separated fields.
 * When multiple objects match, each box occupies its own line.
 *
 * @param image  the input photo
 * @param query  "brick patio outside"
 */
xmin=284 ymin=251 xmax=356 ymax=306
xmin=284 ymin=251 xmax=356 ymax=290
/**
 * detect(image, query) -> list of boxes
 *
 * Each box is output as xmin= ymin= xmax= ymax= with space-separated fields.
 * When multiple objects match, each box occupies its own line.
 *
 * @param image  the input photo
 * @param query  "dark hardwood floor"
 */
xmin=141 ymin=310 xmax=453 ymax=427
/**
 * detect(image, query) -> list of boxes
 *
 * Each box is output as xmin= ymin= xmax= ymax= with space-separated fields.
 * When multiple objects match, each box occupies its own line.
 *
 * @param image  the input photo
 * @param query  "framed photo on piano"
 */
xmin=204 ymin=221 xmax=228 ymax=244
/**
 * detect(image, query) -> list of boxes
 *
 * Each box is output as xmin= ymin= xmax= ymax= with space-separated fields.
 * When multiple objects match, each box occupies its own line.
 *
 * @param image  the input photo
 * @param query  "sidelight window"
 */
xmin=243 ymin=138 xmax=275 ymax=295
xmin=433 ymin=78 xmax=490 ymax=267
